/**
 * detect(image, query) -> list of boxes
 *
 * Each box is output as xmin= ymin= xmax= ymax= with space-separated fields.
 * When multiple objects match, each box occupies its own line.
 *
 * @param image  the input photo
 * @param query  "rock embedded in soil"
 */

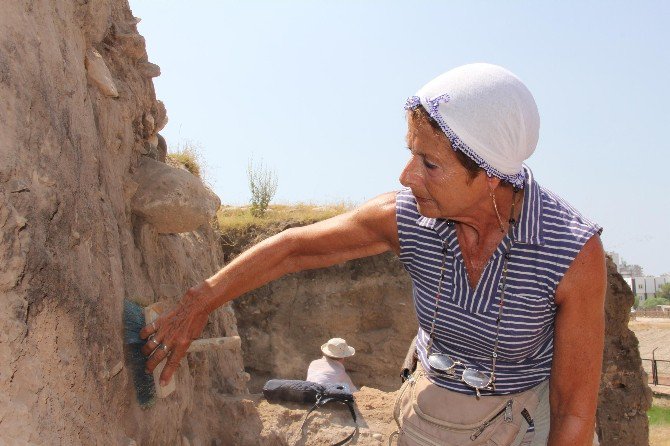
xmin=131 ymin=157 xmax=220 ymax=233
xmin=85 ymin=48 xmax=119 ymax=98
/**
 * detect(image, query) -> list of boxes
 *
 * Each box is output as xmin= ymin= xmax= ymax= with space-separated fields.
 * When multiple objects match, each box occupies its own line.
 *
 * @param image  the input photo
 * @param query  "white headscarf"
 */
xmin=405 ymin=63 xmax=540 ymax=188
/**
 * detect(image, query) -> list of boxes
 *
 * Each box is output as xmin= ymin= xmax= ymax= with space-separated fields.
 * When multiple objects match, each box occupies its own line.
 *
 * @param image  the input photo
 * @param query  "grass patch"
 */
xmin=649 ymin=404 xmax=670 ymax=425
xmin=166 ymin=141 xmax=204 ymax=178
xmin=216 ymin=202 xmax=355 ymax=261
xmin=217 ymin=202 xmax=353 ymax=231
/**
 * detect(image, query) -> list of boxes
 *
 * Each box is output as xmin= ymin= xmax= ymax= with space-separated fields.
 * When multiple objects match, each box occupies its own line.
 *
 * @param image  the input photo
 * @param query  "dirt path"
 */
xmin=629 ymin=318 xmax=670 ymax=386
xmin=629 ymin=318 xmax=670 ymax=360
xmin=650 ymin=426 xmax=670 ymax=446
xmin=251 ymin=386 xmax=398 ymax=445
xmin=629 ymin=319 xmax=670 ymax=445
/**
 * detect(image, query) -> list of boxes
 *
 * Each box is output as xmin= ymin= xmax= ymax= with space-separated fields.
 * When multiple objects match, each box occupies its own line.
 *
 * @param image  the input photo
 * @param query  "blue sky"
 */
xmin=129 ymin=1 xmax=669 ymax=275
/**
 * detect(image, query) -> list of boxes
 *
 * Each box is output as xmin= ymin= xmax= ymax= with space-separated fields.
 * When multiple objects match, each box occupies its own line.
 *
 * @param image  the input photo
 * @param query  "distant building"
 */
xmin=607 ymin=252 xmax=668 ymax=305
xmin=630 ymin=275 xmax=670 ymax=304
xmin=618 ymin=262 xmax=644 ymax=278
xmin=607 ymin=251 xmax=644 ymax=278
xmin=623 ymin=277 xmax=633 ymax=292
xmin=654 ymin=275 xmax=670 ymax=293
xmin=608 ymin=252 xmax=621 ymax=267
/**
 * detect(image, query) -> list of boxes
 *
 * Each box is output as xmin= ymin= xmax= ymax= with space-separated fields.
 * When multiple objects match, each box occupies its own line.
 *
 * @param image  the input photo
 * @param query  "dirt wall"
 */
xmin=234 ymin=253 xmax=416 ymax=393
xmin=0 ymin=1 xmax=246 ymax=444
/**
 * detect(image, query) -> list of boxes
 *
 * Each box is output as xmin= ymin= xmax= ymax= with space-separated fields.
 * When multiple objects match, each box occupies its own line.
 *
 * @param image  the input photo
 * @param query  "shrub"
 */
xmin=659 ymin=283 xmax=670 ymax=300
xmin=247 ymin=158 xmax=278 ymax=218
xmin=641 ymin=296 xmax=670 ymax=309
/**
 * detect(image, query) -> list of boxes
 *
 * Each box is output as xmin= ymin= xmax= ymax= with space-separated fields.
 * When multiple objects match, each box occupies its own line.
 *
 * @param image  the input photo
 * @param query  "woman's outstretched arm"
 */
xmin=140 ymin=192 xmax=399 ymax=385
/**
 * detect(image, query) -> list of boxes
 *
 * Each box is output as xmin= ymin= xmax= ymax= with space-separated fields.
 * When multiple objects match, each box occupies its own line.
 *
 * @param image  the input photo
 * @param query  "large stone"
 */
xmin=154 ymin=100 xmax=168 ymax=132
xmin=131 ymin=158 xmax=220 ymax=233
xmin=84 ymin=48 xmax=119 ymax=98
xmin=115 ymin=32 xmax=147 ymax=60
xmin=138 ymin=62 xmax=161 ymax=78
xmin=156 ymin=133 xmax=167 ymax=162
xmin=142 ymin=113 xmax=155 ymax=137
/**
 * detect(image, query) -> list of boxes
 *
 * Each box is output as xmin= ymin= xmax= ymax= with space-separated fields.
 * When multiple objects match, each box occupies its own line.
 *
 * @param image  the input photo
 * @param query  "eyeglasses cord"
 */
xmin=426 ymin=188 xmax=519 ymax=388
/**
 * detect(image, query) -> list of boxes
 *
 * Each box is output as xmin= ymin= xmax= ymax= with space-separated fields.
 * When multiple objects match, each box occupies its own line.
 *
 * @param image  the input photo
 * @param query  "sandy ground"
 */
xmin=629 ymin=318 xmax=670 ymax=386
xmin=629 ymin=318 xmax=670 ymax=445
xmin=650 ymin=426 xmax=670 ymax=446
xmin=629 ymin=318 xmax=670 ymax=360
xmin=252 ymin=386 xmax=399 ymax=445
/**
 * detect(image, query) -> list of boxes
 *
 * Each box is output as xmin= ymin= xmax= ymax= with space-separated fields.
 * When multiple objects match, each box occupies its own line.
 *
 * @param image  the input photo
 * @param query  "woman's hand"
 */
xmin=139 ymin=282 xmax=215 ymax=386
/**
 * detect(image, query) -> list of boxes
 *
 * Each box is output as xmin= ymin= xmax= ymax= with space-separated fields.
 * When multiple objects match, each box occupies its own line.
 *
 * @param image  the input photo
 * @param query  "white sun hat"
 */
xmin=321 ymin=338 xmax=355 ymax=359
xmin=405 ymin=63 xmax=540 ymax=189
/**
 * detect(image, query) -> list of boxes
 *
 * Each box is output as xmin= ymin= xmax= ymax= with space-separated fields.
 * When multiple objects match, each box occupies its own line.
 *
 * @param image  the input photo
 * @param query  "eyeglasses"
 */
xmin=426 ymin=353 xmax=495 ymax=397
xmin=425 ymin=188 xmax=518 ymax=399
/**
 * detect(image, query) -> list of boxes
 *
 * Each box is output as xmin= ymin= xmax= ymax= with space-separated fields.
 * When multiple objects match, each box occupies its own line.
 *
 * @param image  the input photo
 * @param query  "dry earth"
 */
xmin=650 ymin=425 xmax=670 ymax=446
xmin=629 ymin=318 xmax=670 ymax=446
xmin=629 ymin=318 xmax=670 ymax=361
xmin=629 ymin=317 xmax=670 ymax=386
xmin=253 ymin=386 xmax=398 ymax=446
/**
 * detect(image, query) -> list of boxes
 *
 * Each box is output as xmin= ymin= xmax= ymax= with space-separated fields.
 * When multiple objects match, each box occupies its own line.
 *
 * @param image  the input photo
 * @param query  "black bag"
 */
xmin=263 ymin=379 xmax=358 ymax=446
xmin=263 ymin=379 xmax=325 ymax=404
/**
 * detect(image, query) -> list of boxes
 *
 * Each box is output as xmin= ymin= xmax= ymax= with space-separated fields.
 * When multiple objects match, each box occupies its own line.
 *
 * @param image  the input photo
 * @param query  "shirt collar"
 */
xmin=416 ymin=165 xmax=544 ymax=245
xmin=513 ymin=165 xmax=544 ymax=245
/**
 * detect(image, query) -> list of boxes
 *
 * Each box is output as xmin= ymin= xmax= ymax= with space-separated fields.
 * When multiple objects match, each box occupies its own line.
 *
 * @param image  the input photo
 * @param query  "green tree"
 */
xmin=658 ymin=283 xmax=670 ymax=300
xmin=641 ymin=296 xmax=670 ymax=309
xmin=247 ymin=158 xmax=278 ymax=218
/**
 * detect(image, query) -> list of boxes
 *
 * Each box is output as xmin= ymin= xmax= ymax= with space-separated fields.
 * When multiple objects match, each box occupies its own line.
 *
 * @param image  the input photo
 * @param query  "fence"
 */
xmin=641 ymin=358 xmax=670 ymax=386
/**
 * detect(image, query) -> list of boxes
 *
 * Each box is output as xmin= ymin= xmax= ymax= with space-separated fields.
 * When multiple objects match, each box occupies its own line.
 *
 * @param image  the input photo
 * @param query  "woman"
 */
xmin=140 ymin=64 xmax=606 ymax=445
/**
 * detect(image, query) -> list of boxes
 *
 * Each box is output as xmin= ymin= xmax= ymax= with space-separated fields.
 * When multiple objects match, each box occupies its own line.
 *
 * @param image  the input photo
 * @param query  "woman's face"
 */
xmin=399 ymin=115 xmax=487 ymax=219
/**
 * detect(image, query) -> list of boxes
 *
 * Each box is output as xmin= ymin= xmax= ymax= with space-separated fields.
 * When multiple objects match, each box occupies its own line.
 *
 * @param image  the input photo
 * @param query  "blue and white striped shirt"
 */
xmin=396 ymin=166 xmax=602 ymax=395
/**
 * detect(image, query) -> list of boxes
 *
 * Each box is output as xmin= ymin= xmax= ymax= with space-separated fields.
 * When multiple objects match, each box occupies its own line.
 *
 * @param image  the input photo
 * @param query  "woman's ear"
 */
xmin=486 ymin=175 xmax=502 ymax=192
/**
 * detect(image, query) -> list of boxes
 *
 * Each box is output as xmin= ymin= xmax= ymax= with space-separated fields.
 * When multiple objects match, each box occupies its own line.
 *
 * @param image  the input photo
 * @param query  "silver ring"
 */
xmin=158 ymin=343 xmax=169 ymax=352
xmin=148 ymin=337 xmax=159 ymax=346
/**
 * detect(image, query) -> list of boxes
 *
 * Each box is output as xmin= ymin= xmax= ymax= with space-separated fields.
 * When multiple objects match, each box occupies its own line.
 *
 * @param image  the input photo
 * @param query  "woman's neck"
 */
xmin=454 ymin=186 xmax=524 ymax=245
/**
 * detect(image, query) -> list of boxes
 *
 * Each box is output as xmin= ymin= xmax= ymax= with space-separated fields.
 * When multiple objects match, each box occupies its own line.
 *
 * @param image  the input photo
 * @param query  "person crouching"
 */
xmin=306 ymin=338 xmax=358 ymax=392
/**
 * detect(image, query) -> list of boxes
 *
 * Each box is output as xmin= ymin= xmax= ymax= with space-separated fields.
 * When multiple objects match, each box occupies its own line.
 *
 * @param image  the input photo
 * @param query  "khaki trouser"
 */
xmin=517 ymin=379 xmax=550 ymax=446
xmin=394 ymin=370 xmax=551 ymax=446
xmin=516 ymin=388 xmax=600 ymax=446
